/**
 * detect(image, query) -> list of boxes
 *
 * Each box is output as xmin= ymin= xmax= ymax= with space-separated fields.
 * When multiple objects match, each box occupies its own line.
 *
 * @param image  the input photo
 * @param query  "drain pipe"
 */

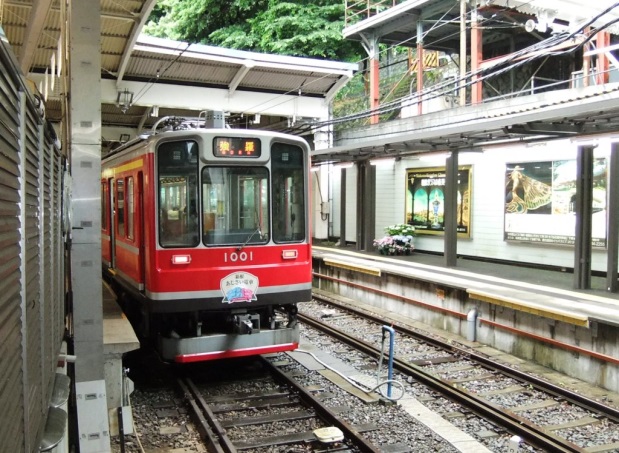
xmin=467 ymin=308 xmax=479 ymax=342
xmin=380 ymin=325 xmax=396 ymax=398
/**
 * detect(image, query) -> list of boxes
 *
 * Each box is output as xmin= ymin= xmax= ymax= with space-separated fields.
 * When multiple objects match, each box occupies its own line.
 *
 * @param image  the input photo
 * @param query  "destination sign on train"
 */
xmin=213 ymin=137 xmax=261 ymax=157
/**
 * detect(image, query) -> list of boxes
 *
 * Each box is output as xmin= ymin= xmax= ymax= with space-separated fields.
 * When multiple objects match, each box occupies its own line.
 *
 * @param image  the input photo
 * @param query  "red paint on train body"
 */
xmin=102 ymin=124 xmax=311 ymax=361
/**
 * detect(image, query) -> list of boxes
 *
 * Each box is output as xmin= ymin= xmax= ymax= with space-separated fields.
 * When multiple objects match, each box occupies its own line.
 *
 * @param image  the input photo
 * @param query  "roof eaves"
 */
xmin=136 ymin=34 xmax=359 ymax=75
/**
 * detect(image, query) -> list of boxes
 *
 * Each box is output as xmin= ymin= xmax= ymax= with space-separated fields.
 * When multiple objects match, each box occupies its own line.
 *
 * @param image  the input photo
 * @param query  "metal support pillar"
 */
xmin=459 ymin=0 xmax=467 ymax=106
xmin=369 ymin=46 xmax=380 ymax=125
xmin=471 ymin=7 xmax=483 ymax=104
xmin=69 ymin=0 xmax=111 ymax=451
xmin=583 ymin=27 xmax=591 ymax=87
xmin=597 ymin=31 xmax=610 ymax=85
xmin=416 ymin=21 xmax=424 ymax=116
xmin=339 ymin=168 xmax=347 ymax=247
xmin=360 ymin=34 xmax=380 ymax=125
xmin=574 ymin=145 xmax=594 ymax=289
xmin=444 ymin=152 xmax=458 ymax=267
xmin=607 ymin=143 xmax=619 ymax=292
xmin=356 ymin=162 xmax=376 ymax=251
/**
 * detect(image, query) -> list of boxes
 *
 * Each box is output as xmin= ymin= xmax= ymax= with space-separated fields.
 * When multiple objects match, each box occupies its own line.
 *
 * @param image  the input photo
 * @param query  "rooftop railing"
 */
xmin=345 ymin=0 xmax=404 ymax=26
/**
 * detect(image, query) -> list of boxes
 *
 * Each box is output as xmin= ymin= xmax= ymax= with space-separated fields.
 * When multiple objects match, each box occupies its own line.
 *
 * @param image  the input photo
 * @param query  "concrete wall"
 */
xmin=312 ymin=257 xmax=619 ymax=393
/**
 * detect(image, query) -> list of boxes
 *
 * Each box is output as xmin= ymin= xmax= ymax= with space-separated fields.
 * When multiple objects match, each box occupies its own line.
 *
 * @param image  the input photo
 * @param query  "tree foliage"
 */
xmin=145 ymin=0 xmax=363 ymax=62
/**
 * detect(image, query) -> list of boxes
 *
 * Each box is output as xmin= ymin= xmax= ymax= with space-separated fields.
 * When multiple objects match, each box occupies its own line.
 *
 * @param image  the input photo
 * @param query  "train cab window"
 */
xmin=157 ymin=141 xmax=199 ymax=247
xmin=201 ymin=167 xmax=269 ymax=246
xmin=117 ymin=179 xmax=125 ymax=237
xmin=272 ymin=143 xmax=305 ymax=243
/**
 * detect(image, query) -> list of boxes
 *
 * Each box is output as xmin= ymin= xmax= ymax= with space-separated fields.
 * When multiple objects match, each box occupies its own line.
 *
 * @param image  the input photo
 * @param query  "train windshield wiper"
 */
xmin=237 ymin=228 xmax=263 ymax=251
xmin=237 ymin=210 xmax=264 ymax=251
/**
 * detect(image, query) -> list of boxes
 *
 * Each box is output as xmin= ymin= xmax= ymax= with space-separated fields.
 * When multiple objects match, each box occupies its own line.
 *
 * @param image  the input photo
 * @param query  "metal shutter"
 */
xmin=24 ymin=97 xmax=44 ymax=450
xmin=0 ymin=49 xmax=26 ymax=452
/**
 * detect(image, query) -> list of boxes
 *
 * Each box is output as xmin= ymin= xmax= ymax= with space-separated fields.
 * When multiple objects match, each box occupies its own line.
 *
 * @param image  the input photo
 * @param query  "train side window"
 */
xmin=127 ymin=176 xmax=134 ymax=240
xmin=157 ymin=140 xmax=199 ymax=248
xmin=272 ymin=143 xmax=305 ymax=243
xmin=101 ymin=181 xmax=108 ymax=231
xmin=117 ymin=179 xmax=125 ymax=237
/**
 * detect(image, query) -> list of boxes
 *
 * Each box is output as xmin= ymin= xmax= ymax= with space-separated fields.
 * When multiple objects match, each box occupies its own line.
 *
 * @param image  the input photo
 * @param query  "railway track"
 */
xmin=178 ymin=357 xmax=382 ymax=452
xmin=301 ymin=293 xmax=619 ymax=453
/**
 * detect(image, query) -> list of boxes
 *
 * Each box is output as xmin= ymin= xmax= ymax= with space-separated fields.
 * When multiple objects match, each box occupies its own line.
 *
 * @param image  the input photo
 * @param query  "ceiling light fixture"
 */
xmin=116 ymin=89 xmax=133 ymax=113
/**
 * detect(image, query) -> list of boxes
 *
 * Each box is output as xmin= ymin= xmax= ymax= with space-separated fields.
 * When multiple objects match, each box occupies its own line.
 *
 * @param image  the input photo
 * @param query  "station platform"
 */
xmin=102 ymin=281 xmax=139 ymax=421
xmin=313 ymin=245 xmax=619 ymax=328
xmin=311 ymin=244 xmax=619 ymax=394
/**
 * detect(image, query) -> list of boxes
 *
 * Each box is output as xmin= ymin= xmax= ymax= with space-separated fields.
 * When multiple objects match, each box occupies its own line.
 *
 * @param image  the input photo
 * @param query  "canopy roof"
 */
xmin=1 ymin=0 xmax=357 ymax=132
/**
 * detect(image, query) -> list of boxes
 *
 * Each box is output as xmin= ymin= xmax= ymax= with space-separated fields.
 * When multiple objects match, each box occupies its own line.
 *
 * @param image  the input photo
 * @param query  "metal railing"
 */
xmin=345 ymin=0 xmax=402 ymax=26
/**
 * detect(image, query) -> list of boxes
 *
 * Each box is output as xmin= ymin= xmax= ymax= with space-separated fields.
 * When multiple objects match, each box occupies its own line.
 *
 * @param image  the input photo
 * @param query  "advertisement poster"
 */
xmin=504 ymin=159 xmax=607 ymax=247
xmin=406 ymin=166 xmax=471 ymax=236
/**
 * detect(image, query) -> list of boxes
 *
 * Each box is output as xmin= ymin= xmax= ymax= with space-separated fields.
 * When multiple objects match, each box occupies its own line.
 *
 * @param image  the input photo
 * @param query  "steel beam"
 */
xmin=607 ymin=143 xmax=619 ymax=292
xmin=339 ymin=168 xmax=347 ymax=247
xmin=573 ymin=145 xmax=594 ymax=289
xmin=444 ymin=152 xmax=458 ymax=267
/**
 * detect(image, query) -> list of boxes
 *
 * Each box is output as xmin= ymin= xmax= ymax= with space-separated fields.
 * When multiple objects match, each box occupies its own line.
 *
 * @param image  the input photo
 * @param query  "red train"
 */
xmin=101 ymin=118 xmax=311 ymax=362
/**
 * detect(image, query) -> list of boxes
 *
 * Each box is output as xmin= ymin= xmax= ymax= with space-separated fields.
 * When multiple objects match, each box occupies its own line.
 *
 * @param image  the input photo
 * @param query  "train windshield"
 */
xmin=158 ymin=140 xmax=200 ymax=247
xmin=202 ymin=167 xmax=269 ymax=246
xmin=272 ymin=143 xmax=305 ymax=242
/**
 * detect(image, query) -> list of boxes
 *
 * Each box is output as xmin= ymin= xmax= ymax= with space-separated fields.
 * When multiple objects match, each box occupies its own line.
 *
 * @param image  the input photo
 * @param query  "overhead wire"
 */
xmin=226 ymin=1 xmax=580 ymax=127
xmin=229 ymin=0 xmax=556 ymax=123
xmin=225 ymin=2 xmax=487 ymax=125
xmin=308 ymin=3 xmax=619 ymax=131
xmin=131 ymin=41 xmax=191 ymax=105
xmin=136 ymin=2 xmax=619 ymax=131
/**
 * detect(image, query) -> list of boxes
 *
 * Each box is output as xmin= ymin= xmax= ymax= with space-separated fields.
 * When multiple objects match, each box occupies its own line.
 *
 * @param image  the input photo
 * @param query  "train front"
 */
xmin=149 ymin=131 xmax=312 ymax=363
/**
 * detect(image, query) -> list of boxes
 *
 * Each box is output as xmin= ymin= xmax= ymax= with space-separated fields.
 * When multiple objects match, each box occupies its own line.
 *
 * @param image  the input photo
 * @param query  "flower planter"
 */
xmin=373 ymin=224 xmax=415 ymax=256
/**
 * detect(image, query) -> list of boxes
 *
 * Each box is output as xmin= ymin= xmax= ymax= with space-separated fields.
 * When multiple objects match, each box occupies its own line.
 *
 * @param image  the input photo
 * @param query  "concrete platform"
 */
xmin=312 ymin=246 xmax=619 ymax=394
xmin=313 ymin=246 xmax=619 ymax=328
xmin=102 ymin=281 xmax=140 ymax=411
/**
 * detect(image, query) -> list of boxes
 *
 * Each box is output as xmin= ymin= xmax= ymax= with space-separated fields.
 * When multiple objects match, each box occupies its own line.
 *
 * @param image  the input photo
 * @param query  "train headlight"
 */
xmin=171 ymin=254 xmax=192 ymax=265
xmin=282 ymin=250 xmax=298 ymax=259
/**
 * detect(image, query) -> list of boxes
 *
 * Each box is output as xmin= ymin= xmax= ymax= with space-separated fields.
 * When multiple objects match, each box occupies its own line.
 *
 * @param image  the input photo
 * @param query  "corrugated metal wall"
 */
xmin=0 ymin=33 xmax=67 ymax=452
xmin=0 ymin=34 xmax=25 ymax=452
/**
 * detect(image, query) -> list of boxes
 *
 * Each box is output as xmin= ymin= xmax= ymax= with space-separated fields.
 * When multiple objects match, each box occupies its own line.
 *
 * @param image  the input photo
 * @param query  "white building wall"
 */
xmin=345 ymin=165 xmax=358 ymax=243
xmin=339 ymin=135 xmax=614 ymax=272
xmin=331 ymin=168 xmax=342 ymax=238
xmin=374 ymin=162 xmax=399 ymax=237
xmin=312 ymin=166 xmax=330 ymax=240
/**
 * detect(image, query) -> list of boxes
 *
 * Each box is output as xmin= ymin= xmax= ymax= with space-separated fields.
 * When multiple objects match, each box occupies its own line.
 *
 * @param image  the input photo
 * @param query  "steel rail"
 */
xmin=299 ymin=311 xmax=586 ymax=453
xmin=179 ymin=361 xmax=381 ymax=453
xmin=313 ymin=292 xmax=619 ymax=423
xmin=178 ymin=377 xmax=237 ymax=453
xmin=261 ymin=356 xmax=383 ymax=453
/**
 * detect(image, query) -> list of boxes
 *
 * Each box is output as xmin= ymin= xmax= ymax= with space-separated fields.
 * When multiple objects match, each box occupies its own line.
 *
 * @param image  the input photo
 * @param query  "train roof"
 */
xmin=103 ymin=117 xmax=310 ymax=160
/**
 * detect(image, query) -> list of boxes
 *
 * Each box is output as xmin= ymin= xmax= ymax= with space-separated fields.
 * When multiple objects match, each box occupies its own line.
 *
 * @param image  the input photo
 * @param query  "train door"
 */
xmin=109 ymin=177 xmax=116 ymax=268
xmin=137 ymin=172 xmax=145 ymax=289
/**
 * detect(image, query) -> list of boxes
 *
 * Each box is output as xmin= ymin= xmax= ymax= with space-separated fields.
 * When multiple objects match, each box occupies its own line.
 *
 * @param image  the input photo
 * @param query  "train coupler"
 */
xmin=233 ymin=313 xmax=260 ymax=334
xmin=286 ymin=304 xmax=298 ymax=328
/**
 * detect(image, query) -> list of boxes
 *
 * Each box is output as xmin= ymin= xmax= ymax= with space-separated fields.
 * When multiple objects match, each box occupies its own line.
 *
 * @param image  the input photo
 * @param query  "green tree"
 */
xmin=145 ymin=0 xmax=268 ymax=42
xmin=145 ymin=0 xmax=362 ymax=61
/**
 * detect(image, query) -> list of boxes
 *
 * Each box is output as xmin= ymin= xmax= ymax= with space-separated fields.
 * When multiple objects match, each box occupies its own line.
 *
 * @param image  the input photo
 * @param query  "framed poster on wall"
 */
xmin=504 ymin=159 xmax=607 ymax=247
xmin=406 ymin=166 xmax=471 ymax=237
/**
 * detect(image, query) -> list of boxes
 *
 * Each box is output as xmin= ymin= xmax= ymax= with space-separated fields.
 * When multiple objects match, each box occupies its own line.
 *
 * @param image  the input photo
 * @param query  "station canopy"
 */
xmin=311 ymin=0 xmax=619 ymax=163
xmin=344 ymin=0 xmax=619 ymax=51
xmin=0 ymin=0 xmax=357 ymax=134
